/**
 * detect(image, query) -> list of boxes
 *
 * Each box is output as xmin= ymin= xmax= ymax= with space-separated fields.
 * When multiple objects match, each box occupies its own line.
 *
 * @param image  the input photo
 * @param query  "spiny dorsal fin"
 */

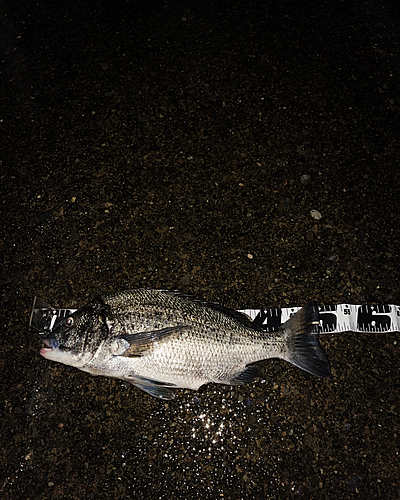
xmin=159 ymin=290 xmax=259 ymax=330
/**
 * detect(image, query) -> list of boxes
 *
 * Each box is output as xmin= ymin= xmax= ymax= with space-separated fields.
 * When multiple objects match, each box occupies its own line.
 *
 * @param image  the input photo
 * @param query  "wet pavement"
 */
xmin=1 ymin=0 xmax=399 ymax=498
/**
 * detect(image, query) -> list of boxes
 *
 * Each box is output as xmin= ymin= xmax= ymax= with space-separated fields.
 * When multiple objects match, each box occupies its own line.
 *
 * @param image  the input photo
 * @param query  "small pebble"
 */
xmin=305 ymin=231 xmax=314 ymax=242
xmin=310 ymin=209 xmax=322 ymax=220
xmin=301 ymin=174 xmax=310 ymax=185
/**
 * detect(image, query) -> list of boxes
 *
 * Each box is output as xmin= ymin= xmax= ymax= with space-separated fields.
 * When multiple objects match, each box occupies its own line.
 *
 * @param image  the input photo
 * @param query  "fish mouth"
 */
xmin=40 ymin=338 xmax=59 ymax=357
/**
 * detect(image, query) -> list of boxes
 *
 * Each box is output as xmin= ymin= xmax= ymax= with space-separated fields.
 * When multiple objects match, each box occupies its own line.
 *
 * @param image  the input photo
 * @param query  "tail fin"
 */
xmin=282 ymin=302 xmax=331 ymax=378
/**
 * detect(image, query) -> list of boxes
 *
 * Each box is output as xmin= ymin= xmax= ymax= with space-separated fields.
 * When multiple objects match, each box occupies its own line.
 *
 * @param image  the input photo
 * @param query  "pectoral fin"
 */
xmin=117 ymin=325 xmax=188 ymax=357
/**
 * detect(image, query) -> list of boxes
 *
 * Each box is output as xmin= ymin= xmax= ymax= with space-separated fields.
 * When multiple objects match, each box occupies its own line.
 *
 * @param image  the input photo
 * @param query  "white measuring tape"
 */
xmin=239 ymin=304 xmax=400 ymax=334
xmin=30 ymin=297 xmax=400 ymax=334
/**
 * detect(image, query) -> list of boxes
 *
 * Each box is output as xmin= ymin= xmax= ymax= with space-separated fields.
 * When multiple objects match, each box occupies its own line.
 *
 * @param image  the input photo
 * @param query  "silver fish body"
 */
xmin=40 ymin=289 xmax=331 ymax=399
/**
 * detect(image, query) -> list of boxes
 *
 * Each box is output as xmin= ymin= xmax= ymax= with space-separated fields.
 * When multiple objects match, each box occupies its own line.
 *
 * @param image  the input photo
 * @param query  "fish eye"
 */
xmin=65 ymin=317 xmax=74 ymax=327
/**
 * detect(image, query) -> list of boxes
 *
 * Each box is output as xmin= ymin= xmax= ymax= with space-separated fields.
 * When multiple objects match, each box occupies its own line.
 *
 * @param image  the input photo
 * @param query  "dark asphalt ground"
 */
xmin=1 ymin=0 xmax=399 ymax=498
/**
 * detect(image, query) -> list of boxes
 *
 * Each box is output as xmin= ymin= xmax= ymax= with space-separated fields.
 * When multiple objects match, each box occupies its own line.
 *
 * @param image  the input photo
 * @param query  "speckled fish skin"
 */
xmin=40 ymin=289 xmax=331 ymax=400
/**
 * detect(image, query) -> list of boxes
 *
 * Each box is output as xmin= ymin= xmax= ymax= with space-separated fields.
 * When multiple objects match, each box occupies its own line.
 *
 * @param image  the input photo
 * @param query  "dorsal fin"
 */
xmin=158 ymin=290 xmax=259 ymax=330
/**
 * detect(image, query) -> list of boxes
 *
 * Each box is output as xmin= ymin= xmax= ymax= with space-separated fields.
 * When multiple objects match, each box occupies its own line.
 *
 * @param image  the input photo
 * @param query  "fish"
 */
xmin=39 ymin=289 xmax=331 ymax=400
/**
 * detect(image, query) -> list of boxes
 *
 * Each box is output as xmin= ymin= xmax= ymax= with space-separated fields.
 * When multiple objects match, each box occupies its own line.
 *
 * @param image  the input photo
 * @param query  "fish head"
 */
xmin=40 ymin=298 xmax=110 ymax=369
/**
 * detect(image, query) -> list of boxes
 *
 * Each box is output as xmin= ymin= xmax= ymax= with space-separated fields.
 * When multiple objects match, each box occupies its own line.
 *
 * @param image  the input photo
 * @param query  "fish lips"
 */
xmin=40 ymin=337 xmax=59 ymax=357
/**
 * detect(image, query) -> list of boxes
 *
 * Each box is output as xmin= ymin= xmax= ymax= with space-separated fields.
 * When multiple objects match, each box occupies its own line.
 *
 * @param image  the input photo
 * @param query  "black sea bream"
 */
xmin=40 ymin=289 xmax=331 ymax=400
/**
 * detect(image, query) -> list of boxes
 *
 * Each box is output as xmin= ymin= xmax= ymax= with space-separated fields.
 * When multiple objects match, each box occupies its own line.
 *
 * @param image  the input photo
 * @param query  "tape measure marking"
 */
xmin=240 ymin=304 xmax=400 ymax=334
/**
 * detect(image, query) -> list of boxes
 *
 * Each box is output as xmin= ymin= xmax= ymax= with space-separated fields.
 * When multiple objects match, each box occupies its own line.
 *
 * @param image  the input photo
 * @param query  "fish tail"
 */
xmin=282 ymin=302 xmax=331 ymax=378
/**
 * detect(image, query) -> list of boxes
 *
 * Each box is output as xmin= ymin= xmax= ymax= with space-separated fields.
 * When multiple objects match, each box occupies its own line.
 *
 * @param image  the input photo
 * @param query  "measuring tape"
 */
xmin=29 ymin=297 xmax=78 ymax=334
xmin=239 ymin=304 xmax=400 ymax=334
xmin=29 ymin=297 xmax=400 ymax=334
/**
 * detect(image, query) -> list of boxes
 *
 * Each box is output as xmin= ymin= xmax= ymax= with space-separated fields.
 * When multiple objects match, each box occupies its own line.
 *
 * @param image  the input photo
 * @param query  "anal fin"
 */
xmin=222 ymin=366 xmax=259 ymax=386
